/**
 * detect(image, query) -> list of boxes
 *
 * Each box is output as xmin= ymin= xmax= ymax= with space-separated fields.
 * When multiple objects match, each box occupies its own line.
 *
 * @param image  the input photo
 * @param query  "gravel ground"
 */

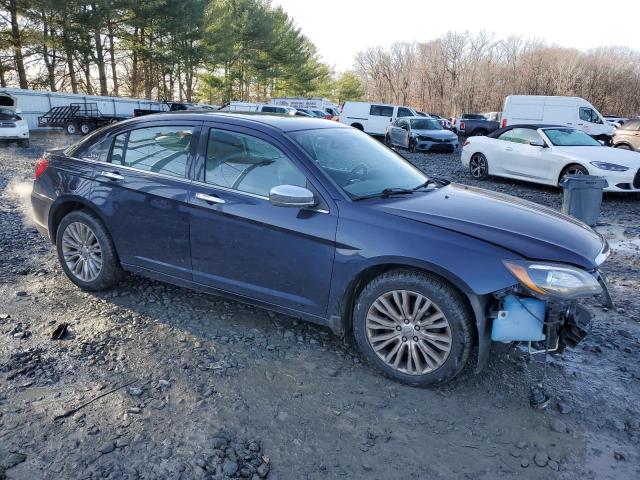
xmin=1 ymin=132 xmax=639 ymax=480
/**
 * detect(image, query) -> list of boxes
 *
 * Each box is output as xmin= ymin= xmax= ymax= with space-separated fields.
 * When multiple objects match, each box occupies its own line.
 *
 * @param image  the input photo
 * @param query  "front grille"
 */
xmin=0 ymin=122 xmax=17 ymax=128
xmin=633 ymin=169 xmax=640 ymax=188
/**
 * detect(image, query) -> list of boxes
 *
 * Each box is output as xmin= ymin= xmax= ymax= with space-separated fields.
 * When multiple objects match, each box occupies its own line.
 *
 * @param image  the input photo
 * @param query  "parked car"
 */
xmin=0 ymin=92 xmax=29 ymax=147
xmin=31 ymin=113 xmax=610 ymax=387
xmin=604 ymin=115 xmax=628 ymax=128
xmin=428 ymin=113 xmax=454 ymax=131
xmin=613 ymin=119 xmax=640 ymax=152
xmin=385 ymin=116 xmax=459 ymax=152
xmin=462 ymin=124 xmax=640 ymax=192
xmin=271 ymin=97 xmax=339 ymax=117
xmin=220 ymin=102 xmax=297 ymax=115
xmin=339 ymin=101 xmax=417 ymax=136
xmin=501 ymin=96 xmax=614 ymax=145
xmin=453 ymin=114 xmax=500 ymax=136
xmin=297 ymin=108 xmax=331 ymax=119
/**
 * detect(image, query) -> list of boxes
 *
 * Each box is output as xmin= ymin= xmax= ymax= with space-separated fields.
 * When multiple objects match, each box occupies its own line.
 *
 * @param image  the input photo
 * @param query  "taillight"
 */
xmin=501 ymin=118 xmax=507 ymax=128
xmin=34 ymin=158 xmax=49 ymax=179
xmin=463 ymin=140 xmax=470 ymax=146
xmin=460 ymin=121 xmax=465 ymax=130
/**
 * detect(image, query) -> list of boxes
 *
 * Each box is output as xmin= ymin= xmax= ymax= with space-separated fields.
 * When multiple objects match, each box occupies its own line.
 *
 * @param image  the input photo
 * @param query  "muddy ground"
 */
xmin=1 ymin=132 xmax=639 ymax=480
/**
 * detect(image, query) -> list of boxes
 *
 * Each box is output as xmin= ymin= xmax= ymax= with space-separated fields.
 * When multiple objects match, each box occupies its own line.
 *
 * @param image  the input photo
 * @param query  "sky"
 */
xmin=272 ymin=0 xmax=640 ymax=71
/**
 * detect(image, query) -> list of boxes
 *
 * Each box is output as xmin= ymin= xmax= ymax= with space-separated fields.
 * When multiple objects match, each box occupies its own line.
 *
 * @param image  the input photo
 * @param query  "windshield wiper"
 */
xmin=353 ymin=188 xmax=415 ymax=201
xmin=413 ymin=177 xmax=451 ymax=190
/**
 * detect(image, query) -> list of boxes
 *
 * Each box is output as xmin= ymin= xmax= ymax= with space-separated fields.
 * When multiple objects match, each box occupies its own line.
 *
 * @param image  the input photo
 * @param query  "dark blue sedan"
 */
xmin=31 ymin=113 xmax=610 ymax=386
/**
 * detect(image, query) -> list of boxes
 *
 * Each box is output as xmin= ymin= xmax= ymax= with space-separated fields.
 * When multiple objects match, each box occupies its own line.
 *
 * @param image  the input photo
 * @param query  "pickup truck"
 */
xmin=453 ymin=113 xmax=500 ymax=136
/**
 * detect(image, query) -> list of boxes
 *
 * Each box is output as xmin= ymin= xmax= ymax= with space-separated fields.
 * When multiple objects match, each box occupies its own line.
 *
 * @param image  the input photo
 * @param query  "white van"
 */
xmin=339 ymin=101 xmax=417 ymax=136
xmin=221 ymin=102 xmax=297 ymax=115
xmin=501 ymin=96 xmax=614 ymax=143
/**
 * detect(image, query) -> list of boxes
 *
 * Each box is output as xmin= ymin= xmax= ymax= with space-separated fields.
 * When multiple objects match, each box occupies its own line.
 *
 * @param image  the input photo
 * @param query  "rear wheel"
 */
xmin=79 ymin=122 xmax=93 ymax=135
xmin=559 ymin=163 xmax=588 ymax=186
xmin=469 ymin=153 xmax=489 ymax=180
xmin=471 ymin=129 xmax=488 ymax=137
xmin=353 ymin=270 xmax=474 ymax=387
xmin=56 ymin=210 xmax=123 ymax=291
xmin=351 ymin=123 xmax=364 ymax=131
xmin=65 ymin=123 xmax=78 ymax=135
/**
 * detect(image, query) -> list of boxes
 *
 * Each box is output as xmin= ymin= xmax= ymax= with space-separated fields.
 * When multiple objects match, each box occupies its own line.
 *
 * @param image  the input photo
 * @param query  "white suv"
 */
xmin=339 ymin=102 xmax=417 ymax=136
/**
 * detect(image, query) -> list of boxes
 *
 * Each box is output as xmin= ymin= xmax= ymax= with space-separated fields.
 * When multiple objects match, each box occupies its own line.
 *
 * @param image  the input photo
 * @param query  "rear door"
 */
xmin=188 ymin=124 xmax=337 ymax=317
xmin=93 ymin=121 xmax=202 ymax=279
xmin=367 ymin=105 xmax=394 ymax=135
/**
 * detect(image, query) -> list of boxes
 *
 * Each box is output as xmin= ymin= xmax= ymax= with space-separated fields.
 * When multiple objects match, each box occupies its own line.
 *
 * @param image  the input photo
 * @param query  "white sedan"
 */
xmin=461 ymin=125 xmax=640 ymax=192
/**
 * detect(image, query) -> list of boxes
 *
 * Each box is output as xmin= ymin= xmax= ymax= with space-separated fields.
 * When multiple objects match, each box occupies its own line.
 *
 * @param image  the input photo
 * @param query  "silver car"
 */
xmin=386 ymin=116 xmax=459 ymax=153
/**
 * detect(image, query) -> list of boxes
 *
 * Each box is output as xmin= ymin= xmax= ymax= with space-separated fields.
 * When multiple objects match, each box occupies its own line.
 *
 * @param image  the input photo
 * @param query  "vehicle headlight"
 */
xmin=589 ymin=161 xmax=629 ymax=171
xmin=503 ymin=260 xmax=602 ymax=298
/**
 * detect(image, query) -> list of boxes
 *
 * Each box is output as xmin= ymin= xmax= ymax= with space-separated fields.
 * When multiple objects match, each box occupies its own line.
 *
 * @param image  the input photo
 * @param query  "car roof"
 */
xmin=116 ymin=111 xmax=348 ymax=133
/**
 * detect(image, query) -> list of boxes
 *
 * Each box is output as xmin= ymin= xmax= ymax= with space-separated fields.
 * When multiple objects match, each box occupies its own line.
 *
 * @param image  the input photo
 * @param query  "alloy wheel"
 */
xmin=565 ymin=166 xmax=586 ymax=176
xmin=365 ymin=290 xmax=452 ymax=375
xmin=61 ymin=222 xmax=103 ymax=282
xmin=470 ymin=154 xmax=487 ymax=178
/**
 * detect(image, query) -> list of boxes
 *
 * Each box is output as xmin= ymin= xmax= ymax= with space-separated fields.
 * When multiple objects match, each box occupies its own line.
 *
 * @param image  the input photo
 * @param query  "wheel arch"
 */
xmin=49 ymin=196 xmax=109 ymax=246
xmin=336 ymin=261 xmax=492 ymax=371
xmin=350 ymin=122 xmax=364 ymax=131
xmin=558 ymin=162 xmax=589 ymax=185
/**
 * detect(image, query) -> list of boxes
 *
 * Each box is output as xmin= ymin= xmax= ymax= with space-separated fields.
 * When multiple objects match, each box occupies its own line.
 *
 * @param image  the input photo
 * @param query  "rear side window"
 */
xmin=111 ymin=125 xmax=194 ymax=178
xmin=370 ymin=105 xmax=393 ymax=117
xmin=205 ymin=129 xmax=306 ymax=197
xmin=79 ymin=136 xmax=113 ymax=162
xmin=397 ymin=107 xmax=414 ymax=117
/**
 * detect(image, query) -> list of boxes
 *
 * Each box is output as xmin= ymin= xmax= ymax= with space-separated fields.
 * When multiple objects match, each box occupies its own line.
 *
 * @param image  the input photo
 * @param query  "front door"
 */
xmin=188 ymin=125 xmax=337 ymax=317
xmin=92 ymin=121 xmax=201 ymax=280
xmin=501 ymin=128 xmax=552 ymax=181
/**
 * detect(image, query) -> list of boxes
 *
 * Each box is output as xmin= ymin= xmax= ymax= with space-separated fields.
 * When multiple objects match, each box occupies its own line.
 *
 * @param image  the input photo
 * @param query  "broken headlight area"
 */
xmin=490 ymin=291 xmax=593 ymax=353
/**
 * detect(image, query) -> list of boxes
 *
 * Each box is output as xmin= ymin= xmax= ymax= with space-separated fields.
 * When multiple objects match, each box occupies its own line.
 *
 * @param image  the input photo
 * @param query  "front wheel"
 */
xmin=385 ymin=134 xmax=392 ymax=147
xmin=353 ymin=270 xmax=474 ymax=387
xmin=56 ymin=210 xmax=123 ymax=291
xmin=18 ymin=139 xmax=30 ymax=148
xmin=559 ymin=164 xmax=588 ymax=186
xmin=408 ymin=138 xmax=416 ymax=153
xmin=469 ymin=153 xmax=489 ymax=180
xmin=65 ymin=123 xmax=78 ymax=135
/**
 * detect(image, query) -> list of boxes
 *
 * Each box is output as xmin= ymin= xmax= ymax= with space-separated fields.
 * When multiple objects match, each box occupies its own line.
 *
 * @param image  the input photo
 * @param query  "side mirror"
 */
xmin=529 ymin=139 xmax=546 ymax=148
xmin=269 ymin=185 xmax=316 ymax=208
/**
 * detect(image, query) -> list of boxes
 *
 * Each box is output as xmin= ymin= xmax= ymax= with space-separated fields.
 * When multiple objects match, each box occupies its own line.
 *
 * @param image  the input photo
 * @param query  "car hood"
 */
xmin=372 ymin=184 xmax=605 ymax=269
xmin=554 ymin=146 xmax=640 ymax=167
xmin=412 ymin=129 xmax=457 ymax=140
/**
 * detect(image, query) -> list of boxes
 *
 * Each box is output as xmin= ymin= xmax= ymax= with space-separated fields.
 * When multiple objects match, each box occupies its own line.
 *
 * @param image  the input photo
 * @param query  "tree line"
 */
xmin=354 ymin=32 xmax=640 ymax=117
xmin=0 ymin=0 xmax=364 ymax=104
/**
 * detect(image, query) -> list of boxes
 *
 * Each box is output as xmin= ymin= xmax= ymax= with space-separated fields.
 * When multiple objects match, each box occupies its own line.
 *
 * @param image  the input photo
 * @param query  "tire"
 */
xmin=469 ymin=153 xmax=489 ymax=180
xmin=615 ymin=144 xmax=632 ymax=150
xmin=56 ymin=210 xmax=123 ymax=291
xmin=353 ymin=270 xmax=474 ymax=387
xmin=65 ymin=123 xmax=78 ymax=135
xmin=351 ymin=123 xmax=364 ymax=131
xmin=384 ymin=134 xmax=392 ymax=147
xmin=558 ymin=163 xmax=588 ymax=186
xmin=408 ymin=138 xmax=416 ymax=153
xmin=470 ymin=129 xmax=488 ymax=137
xmin=18 ymin=139 xmax=30 ymax=148
xmin=79 ymin=122 xmax=93 ymax=135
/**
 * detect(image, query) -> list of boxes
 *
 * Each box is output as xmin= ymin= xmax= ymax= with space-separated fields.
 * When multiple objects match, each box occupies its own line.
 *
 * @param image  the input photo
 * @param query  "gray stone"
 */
xmin=534 ymin=451 xmax=549 ymax=467
xmin=129 ymin=386 xmax=143 ymax=397
xmin=98 ymin=441 xmax=115 ymax=454
xmin=222 ymin=459 xmax=238 ymax=476
xmin=5 ymin=452 xmax=27 ymax=469
xmin=550 ymin=419 xmax=567 ymax=433
xmin=257 ymin=462 xmax=270 ymax=477
xmin=212 ymin=436 xmax=228 ymax=449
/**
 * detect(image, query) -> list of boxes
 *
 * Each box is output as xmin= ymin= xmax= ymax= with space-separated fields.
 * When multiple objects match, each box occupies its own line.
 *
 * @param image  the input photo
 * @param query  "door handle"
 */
xmin=100 ymin=171 xmax=124 ymax=181
xmin=195 ymin=192 xmax=225 ymax=205
xmin=505 ymin=147 xmax=513 ymax=151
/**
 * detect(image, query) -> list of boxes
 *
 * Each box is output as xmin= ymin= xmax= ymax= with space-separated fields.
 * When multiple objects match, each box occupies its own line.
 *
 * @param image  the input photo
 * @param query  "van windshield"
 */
xmin=290 ymin=128 xmax=429 ymax=199
xmin=543 ymin=128 xmax=601 ymax=146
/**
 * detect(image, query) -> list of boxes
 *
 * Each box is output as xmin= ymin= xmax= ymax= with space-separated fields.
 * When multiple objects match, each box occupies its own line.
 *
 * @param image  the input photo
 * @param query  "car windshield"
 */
xmin=543 ymin=128 xmax=601 ymax=146
xmin=410 ymin=119 xmax=442 ymax=130
xmin=290 ymin=128 xmax=428 ymax=199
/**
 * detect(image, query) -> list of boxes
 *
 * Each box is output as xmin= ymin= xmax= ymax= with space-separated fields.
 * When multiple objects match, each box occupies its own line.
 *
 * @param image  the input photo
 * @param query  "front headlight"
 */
xmin=503 ymin=260 xmax=602 ymax=298
xmin=589 ymin=161 xmax=629 ymax=171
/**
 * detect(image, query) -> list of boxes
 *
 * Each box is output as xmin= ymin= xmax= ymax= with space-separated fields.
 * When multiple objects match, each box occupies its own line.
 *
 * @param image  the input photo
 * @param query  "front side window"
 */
xmin=291 ymin=127 xmax=427 ymax=199
xmin=205 ymin=129 xmax=306 ymax=197
xmin=579 ymin=107 xmax=602 ymax=124
xmin=111 ymin=125 xmax=194 ymax=178
xmin=543 ymin=128 xmax=601 ymax=146
xmin=370 ymin=105 xmax=393 ymax=117
xmin=397 ymin=107 xmax=414 ymax=117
